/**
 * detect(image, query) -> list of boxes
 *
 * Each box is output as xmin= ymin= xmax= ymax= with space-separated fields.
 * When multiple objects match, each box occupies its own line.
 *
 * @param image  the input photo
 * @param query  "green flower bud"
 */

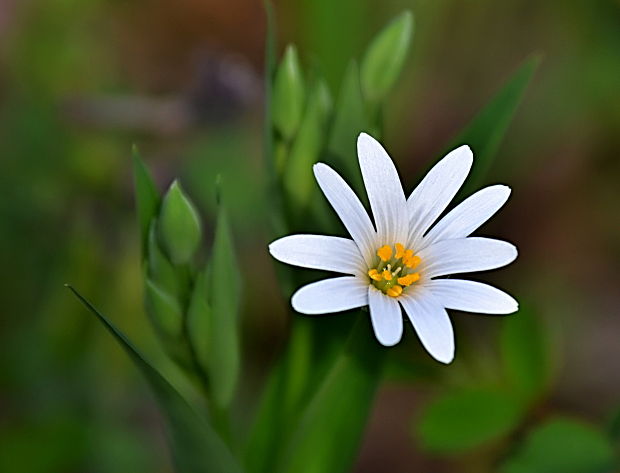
xmin=273 ymin=44 xmax=305 ymax=141
xmin=158 ymin=180 xmax=202 ymax=265
xmin=360 ymin=11 xmax=413 ymax=105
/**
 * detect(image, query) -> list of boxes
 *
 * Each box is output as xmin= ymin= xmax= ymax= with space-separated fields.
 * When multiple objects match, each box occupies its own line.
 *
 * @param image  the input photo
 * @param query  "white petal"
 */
xmin=423 ymin=185 xmax=511 ymax=246
xmin=269 ymin=234 xmax=365 ymax=276
xmin=407 ymin=145 xmax=473 ymax=248
xmin=400 ymin=290 xmax=454 ymax=364
xmin=357 ymin=133 xmax=408 ymax=245
xmin=418 ymin=237 xmax=517 ymax=279
xmin=426 ymin=279 xmax=518 ymax=314
xmin=291 ymin=277 xmax=368 ymax=314
xmin=313 ymin=163 xmax=377 ymax=266
xmin=368 ymin=286 xmax=403 ymax=346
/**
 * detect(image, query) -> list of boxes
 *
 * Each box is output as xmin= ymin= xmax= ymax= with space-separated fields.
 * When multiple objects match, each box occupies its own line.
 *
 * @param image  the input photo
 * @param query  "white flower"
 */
xmin=269 ymin=132 xmax=518 ymax=363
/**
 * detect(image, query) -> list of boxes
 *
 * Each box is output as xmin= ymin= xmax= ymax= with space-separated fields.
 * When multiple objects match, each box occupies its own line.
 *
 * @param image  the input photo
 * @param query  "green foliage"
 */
xmin=327 ymin=60 xmax=367 ymax=194
xmin=500 ymin=305 xmax=550 ymax=404
xmin=158 ymin=180 xmax=202 ymax=265
xmin=501 ymin=418 xmax=616 ymax=473
xmin=204 ymin=188 xmax=242 ymax=408
xmin=452 ymin=54 xmax=541 ymax=189
xmin=66 ymin=286 xmax=243 ymax=473
xmin=607 ymin=406 xmax=620 ymax=444
xmin=277 ymin=316 xmax=385 ymax=473
xmin=416 ymin=387 xmax=523 ymax=453
xmin=360 ymin=11 xmax=413 ymax=106
xmin=147 ymin=220 xmax=184 ymax=299
xmin=272 ymin=44 xmax=306 ymax=142
xmin=144 ymin=278 xmax=191 ymax=368
xmin=283 ymin=79 xmax=332 ymax=210
xmin=132 ymin=146 xmax=160 ymax=258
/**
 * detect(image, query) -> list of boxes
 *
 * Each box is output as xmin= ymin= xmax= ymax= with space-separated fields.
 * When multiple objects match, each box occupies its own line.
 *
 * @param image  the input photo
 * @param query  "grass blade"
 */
xmin=66 ymin=285 xmax=243 ymax=473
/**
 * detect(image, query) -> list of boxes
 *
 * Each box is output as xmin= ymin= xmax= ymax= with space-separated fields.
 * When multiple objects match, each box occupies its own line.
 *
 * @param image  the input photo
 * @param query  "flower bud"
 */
xmin=158 ymin=180 xmax=202 ymax=265
xmin=273 ymin=44 xmax=305 ymax=141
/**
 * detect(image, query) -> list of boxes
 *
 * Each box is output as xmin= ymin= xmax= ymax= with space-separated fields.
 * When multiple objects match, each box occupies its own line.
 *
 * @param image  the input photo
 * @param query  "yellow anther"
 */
xmin=377 ymin=245 xmax=393 ymax=261
xmin=368 ymin=269 xmax=382 ymax=281
xmin=386 ymin=285 xmax=403 ymax=298
xmin=395 ymin=243 xmax=405 ymax=259
xmin=404 ymin=255 xmax=421 ymax=268
xmin=398 ymin=273 xmax=420 ymax=287
xmin=381 ymin=270 xmax=393 ymax=281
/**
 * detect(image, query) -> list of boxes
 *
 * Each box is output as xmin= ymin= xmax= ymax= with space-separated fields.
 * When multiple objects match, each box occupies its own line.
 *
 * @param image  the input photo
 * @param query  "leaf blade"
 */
xmin=132 ymin=145 xmax=160 ymax=258
xmin=66 ymin=285 xmax=243 ymax=473
xmin=451 ymin=55 xmax=541 ymax=189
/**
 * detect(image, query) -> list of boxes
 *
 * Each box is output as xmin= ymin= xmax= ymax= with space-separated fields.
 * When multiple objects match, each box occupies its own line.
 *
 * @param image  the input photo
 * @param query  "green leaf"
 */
xmin=451 ymin=55 xmax=541 ymax=189
xmin=186 ymin=268 xmax=212 ymax=379
xmin=283 ymin=78 xmax=332 ymax=211
xmin=263 ymin=0 xmax=276 ymax=177
xmin=501 ymin=418 xmax=616 ymax=473
xmin=206 ymin=189 xmax=241 ymax=408
xmin=416 ymin=387 xmax=523 ymax=453
xmin=272 ymin=44 xmax=305 ymax=141
xmin=65 ymin=285 xmax=243 ymax=473
xmin=607 ymin=406 xmax=620 ymax=444
xmin=500 ymin=305 xmax=550 ymax=404
xmin=158 ymin=180 xmax=202 ymax=265
xmin=132 ymin=145 xmax=160 ymax=258
xmin=147 ymin=220 xmax=183 ymax=299
xmin=144 ymin=278 xmax=191 ymax=368
xmin=327 ymin=60 xmax=367 ymax=194
xmin=360 ymin=11 xmax=413 ymax=105
xmin=278 ymin=315 xmax=385 ymax=473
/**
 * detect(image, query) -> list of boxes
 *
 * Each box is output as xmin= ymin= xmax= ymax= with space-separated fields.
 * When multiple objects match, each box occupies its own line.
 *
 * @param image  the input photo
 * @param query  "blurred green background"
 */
xmin=1 ymin=0 xmax=619 ymax=472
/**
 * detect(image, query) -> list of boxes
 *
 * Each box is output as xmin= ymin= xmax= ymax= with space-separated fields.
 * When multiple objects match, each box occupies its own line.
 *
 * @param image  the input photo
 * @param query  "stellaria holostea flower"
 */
xmin=269 ymin=133 xmax=518 ymax=363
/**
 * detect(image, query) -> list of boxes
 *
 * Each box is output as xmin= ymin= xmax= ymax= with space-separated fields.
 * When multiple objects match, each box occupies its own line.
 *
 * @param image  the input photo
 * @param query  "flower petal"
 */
xmin=291 ymin=276 xmax=368 ymax=314
xmin=418 ymin=237 xmax=517 ymax=279
xmin=368 ymin=286 xmax=403 ymax=346
xmin=357 ymin=133 xmax=408 ymax=245
xmin=426 ymin=279 xmax=518 ymax=314
xmin=269 ymin=234 xmax=365 ymax=276
xmin=313 ymin=163 xmax=377 ymax=265
xmin=423 ymin=185 xmax=511 ymax=246
xmin=406 ymin=145 xmax=473 ymax=248
xmin=400 ymin=290 xmax=454 ymax=364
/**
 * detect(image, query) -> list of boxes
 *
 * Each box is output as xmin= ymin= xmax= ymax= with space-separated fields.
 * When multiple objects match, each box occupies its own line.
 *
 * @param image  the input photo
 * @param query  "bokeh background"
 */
xmin=1 ymin=0 xmax=619 ymax=472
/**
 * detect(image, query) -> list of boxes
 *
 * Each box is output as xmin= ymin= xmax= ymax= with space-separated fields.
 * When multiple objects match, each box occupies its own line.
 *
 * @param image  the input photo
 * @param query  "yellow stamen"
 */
xmin=398 ymin=273 xmax=420 ymax=287
xmin=386 ymin=285 xmax=403 ymax=297
xmin=394 ymin=243 xmax=405 ymax=259
xmin=381 ymin=270 xmax=393 ymax=281
xmin=404 ymin=255 xmax=421 ymax=268
xmin=377 ymin=245 xmax=393 ymax=262
xmin=368 ymin=269 xmax=382 ymax=281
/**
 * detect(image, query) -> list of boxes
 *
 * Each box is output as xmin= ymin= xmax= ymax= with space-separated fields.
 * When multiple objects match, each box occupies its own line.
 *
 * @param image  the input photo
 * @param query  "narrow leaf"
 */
xmin=263 ymin=0 xmax=276 ymax=178
xmin=326 ymin=60 xmax=367 ymax=194
xmin=283 ymin=78 xmax=332 ymax=211
xmin=132 ymin=145 xmax=160 ymax=258
xmin=501 ymin=418 xmax=616 ymax=473
xmin=206 ymin=191 xmax=241 ymax=408
xmin=66 ymin=285 xmax=243 ymax=473
xmin=452 ymin=55 xmax=541 ymax=188
xmin=360 ymin=11 xmax=413 ymax=105
xmin=278 ymin=314 xmax=385 ymax=473
xmin=416 ymin=387 xmax=523 ymax=453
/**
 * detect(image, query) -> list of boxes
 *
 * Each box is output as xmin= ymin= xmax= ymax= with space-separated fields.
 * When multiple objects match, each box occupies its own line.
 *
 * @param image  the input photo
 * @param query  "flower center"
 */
xmin=368 ymin=243 xmax=421 ymax=298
